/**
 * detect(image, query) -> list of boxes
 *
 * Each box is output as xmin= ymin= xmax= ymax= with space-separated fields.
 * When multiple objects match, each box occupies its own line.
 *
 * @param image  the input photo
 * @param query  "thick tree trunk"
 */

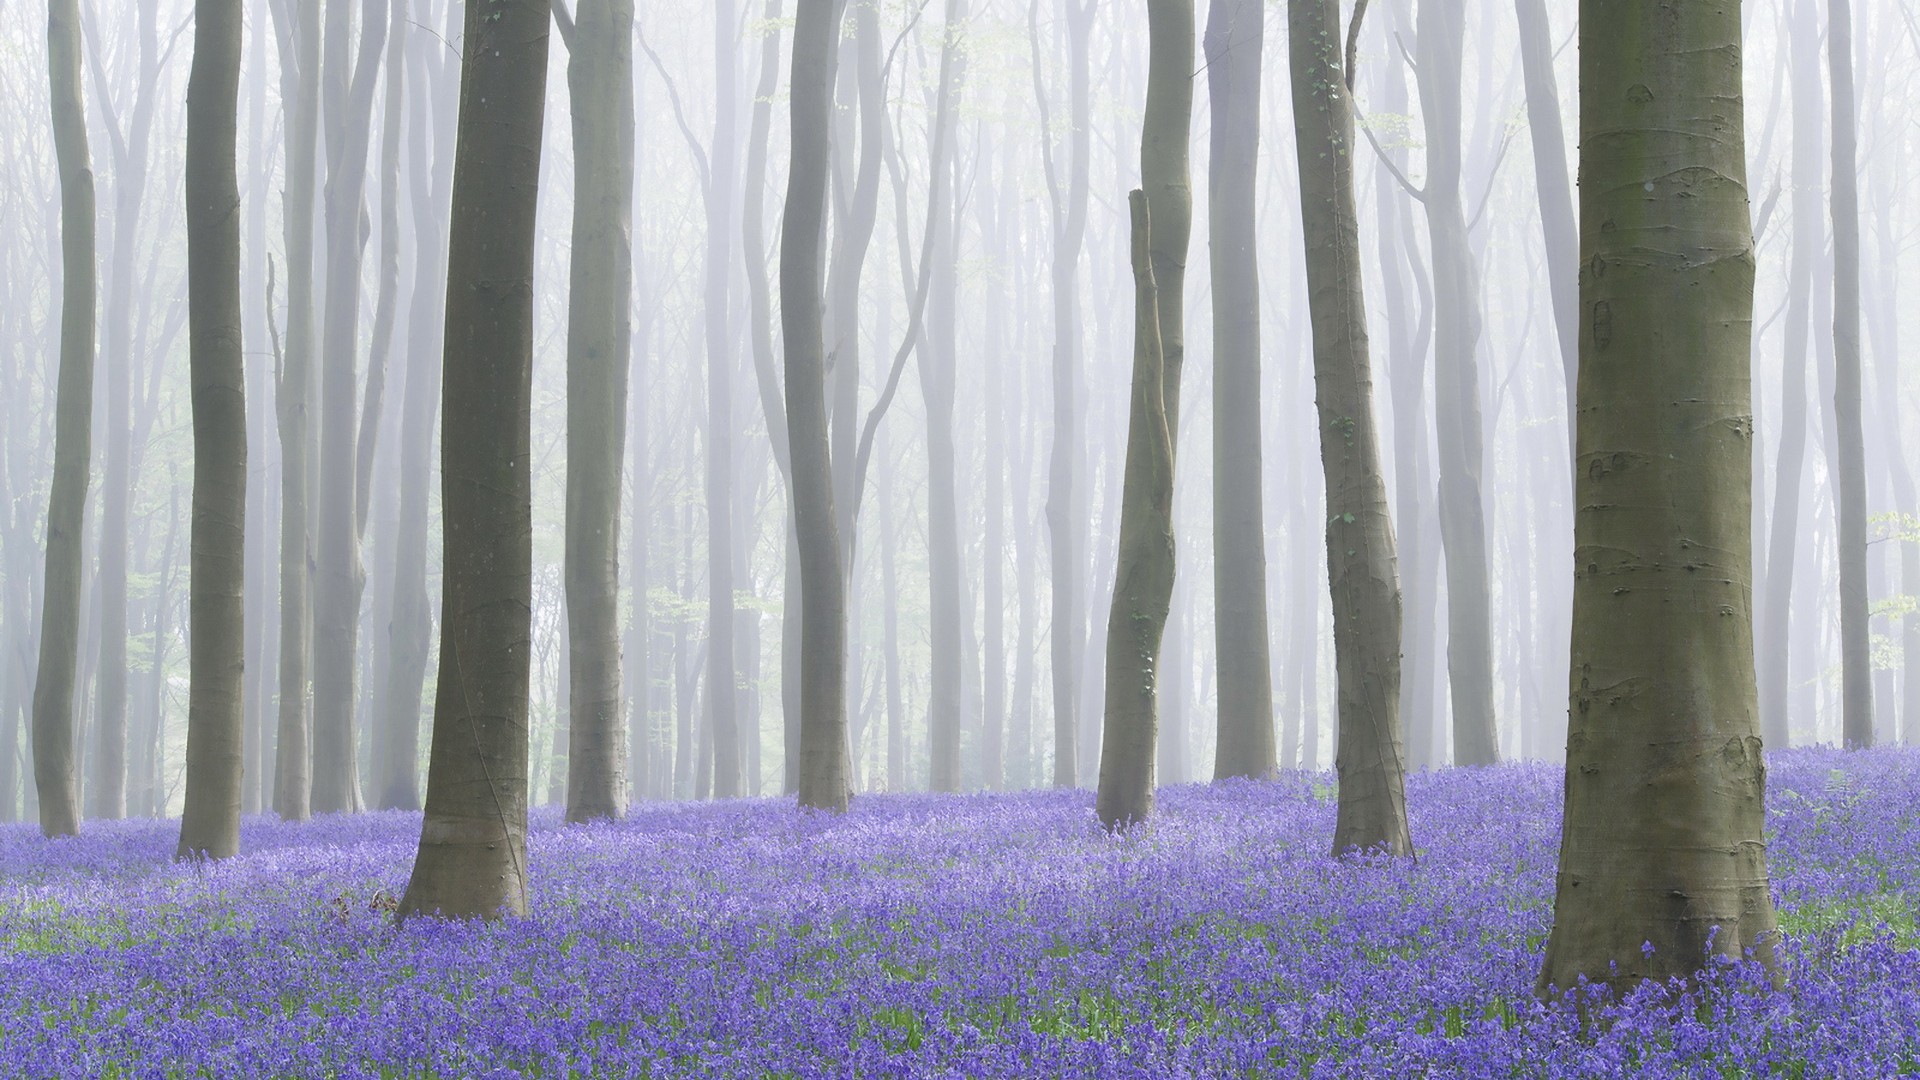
xmin=177 ymin=0 xmax=246 ymax=861
xmin=1205 ymin=0 xmax=1275 ymax=780
xmin=1414 ymin=0 xmax=1498 ymax=766
xmin=1539 ymin=0 xmax=1780 ymax=992
xmin=1096 ymin=192 xmax=1175 ymax=830
xmin=33 ymin=0 xmax=97 ymax=839
xmin=563 ymin=0 xmax=635 ymax=821
xmin=270 ymin=0 xmax=320 ymax=821
xmin=1829 ymin=0 xmax=1871 ymax=748
xmin=1289 ymin=0 xmax=1411 ymax=856
xmin=1142 ymin=0 xmax=1193 ymax=447
xmin=398 ymin=0 xmax=549 ymax=923
xmin=781 ymin=0 xmax=850 ymax=812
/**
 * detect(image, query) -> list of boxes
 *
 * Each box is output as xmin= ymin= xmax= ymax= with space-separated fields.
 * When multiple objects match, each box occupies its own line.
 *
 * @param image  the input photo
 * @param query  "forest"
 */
xmin=0 ymin=0 xmax=1917 ymax=1072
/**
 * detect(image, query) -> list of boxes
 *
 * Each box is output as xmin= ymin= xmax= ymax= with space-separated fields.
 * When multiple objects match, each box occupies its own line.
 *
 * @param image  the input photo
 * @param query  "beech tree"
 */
xmin=1288 ymin=0 xmax=1410 ymax=855
xmin=177 ymin=0 xmax=245 ymax=861
xmin=780 ymin=0 xmax=850 ymax=813
xmin=561 ymin=0 xmax=636 ymax=821
xmin=399 ymin=0 xmax=550 ymax=921
xmin=1540 ymin=0 xmax=1779 ymax=992
xmin=1204 ymin=0 xmax=1275 ymax=781
xmin=32 ymin=0 xmax=96 ymax=840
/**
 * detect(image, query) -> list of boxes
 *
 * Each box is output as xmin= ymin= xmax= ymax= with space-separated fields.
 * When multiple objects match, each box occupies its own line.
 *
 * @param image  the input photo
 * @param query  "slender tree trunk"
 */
xmin=1759 ymin=0 xmax=1822 ymax=749
xmin=1038 ymin=0 xmax=1091 ymax=788
xmin=177 ymin=0 xmax=246 ymax=860
xmin=89 ymin=3 xmax=162 ymax=823
xmin=1096 ymin=191 xmax=1175 ymax=830
xmin=1414 ymin=0 xmax=1497 ymax=766
xmin=702 ymin=0 xmax=742 ymax=799
xmin=1513 ymin=0 xmax=1577 ymax=437
xmin=270 ymin=0 xmax=320 ymax=821
xmin=398 ymin=0 xmax=549 ymax=923
xmin=919 ymin=0 xmax=969 ymax=794
xmin=312 ymin=0 xmax=388 ymax=815
xmin=33 ymin=0 xmax=97 ymax=839
xmin=563 ymin=0 xmax=635 ymax=821
xmin=739 ymin=0 xmax=792 ymax=796
xmin=1205 ymin=0 xmax=1275 ymax=780
xmin=375 ymin=24 xmax=455 ymax=812
xmin=1371 ymin=11 xmax=1439 ymax=769
xmin=1289 ymin=0 xmax=1411 ymax=855
xmin=1829 ymin=0 xmax=1871 ymax=748
xmin=781 ymin=0 xmax=850 ymax=812
xmin=1539 ymin=0 xmax=1779 ymax=992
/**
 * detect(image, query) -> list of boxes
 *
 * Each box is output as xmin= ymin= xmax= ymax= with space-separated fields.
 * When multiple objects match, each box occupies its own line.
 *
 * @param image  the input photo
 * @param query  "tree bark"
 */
xmin=312 ymin=0 xmax=388 ymax=815
xmin=177 ymin=0 xmax=247 ymax=860
xmin=1035 ymin=0 xmax=1092 ymax=789
xmin=33 ymin=0 xmax=97 ymax=839
xmin=375 ymin=19 xmax=455 ymax=812
xmin=563 ymin=0 xmax=635 ymax=821
xmin=1205 ymin=0 xmax=1275 ymax=780
xmin=1413 ymin=0 xmax=1498 ymax=766
xmin=1096 ymin=192 xmax=1175 ymax=830
xmin=1142 ymin=0 xmax=1193 ymax=447
xmin=268 ymin=0 xmax=320 ymax=821
xmin=398 ymin=0 xmax=549 ymax=923
xmin=780 ymin=0 xmax=850 ymax=812
xmin=701 ymin=0 xmax=742 ymax=799
xmin=1829 ymin=0 xmax=1871 ymax=748
xmin=919 ymin=0 xmax=969 ymax=794
xmin=1539 ymin=0 xmax=1780 ymax=992
xmin=1289 ymin=0 xmax=1411 ymax=856
xmin=1758 ymin=0 xmax=1822 ymax=749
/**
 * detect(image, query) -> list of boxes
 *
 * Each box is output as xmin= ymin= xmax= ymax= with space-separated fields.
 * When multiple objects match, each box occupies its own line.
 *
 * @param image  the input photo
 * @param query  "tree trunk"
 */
xmin=1205 ymin=0 xmax=1275 ymax=780
xmin=919 ymin=0 xmax=969 ymax=794
xmin=780 ymin=0 xmax=850 ymax=813
xmin=563 ymin=0 xmax=635 ymax=821
xmin=33 ymin=0 xmax=97 ymax=839
xmin=1413 ymin=0 xmax=1498 ymax=766
xmin=1513 ymin=0 xmax=1578 ymax=438
xmin=1538 ymin=0 xmax=1780 ymax=992
xmin=269 ymin=0 xmax=320 ymax=821
xmin=177 ymin=0 xmax=246 ymax=860
xmin=1759 ymin=0 xmax=1822 ymax=749
xmin=375 ymin=21 xmax=455 ymax=812
xmin=398 ymin=0 xmax=549 ymax=923
xmin=1829 ymin=0 xmax=1871 ymax=748
xmin=1096 ymin=192 xmax=1175 ymax=830
xmin=1289 ymin=0 xmax=1411 ymax=856
xmin=312 ymin=0 xmax=388 ymax=815
xmin=702 ymin=0 xmax=742 ymax=799
xmin=1142 ymin=0 xmax=1193 ymax=447
xmin=1370 ymin=3 xmax=1439 ymax=770
xmin=88 ymin=2 xmax=163 ymax=823
xmin=739 ymin=0 xmax=791 ymax=796
xmin=1039 ymin=0 xmax=1090 ymax=789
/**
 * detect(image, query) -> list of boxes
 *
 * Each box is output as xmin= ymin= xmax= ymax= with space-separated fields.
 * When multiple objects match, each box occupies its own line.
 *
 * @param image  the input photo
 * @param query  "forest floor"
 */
xmin=0 ymin=748 xmax=1916 ymax=1077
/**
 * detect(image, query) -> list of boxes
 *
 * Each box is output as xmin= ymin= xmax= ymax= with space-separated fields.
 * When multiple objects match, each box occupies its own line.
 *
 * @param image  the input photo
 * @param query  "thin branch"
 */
xmin=1344 ymin=0 xmax=1371 ymax=92
xmin=1355 ymin=103 xmax=1426 ymax=202
xmin=637 ymin=22 xmax=712 ymax=192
